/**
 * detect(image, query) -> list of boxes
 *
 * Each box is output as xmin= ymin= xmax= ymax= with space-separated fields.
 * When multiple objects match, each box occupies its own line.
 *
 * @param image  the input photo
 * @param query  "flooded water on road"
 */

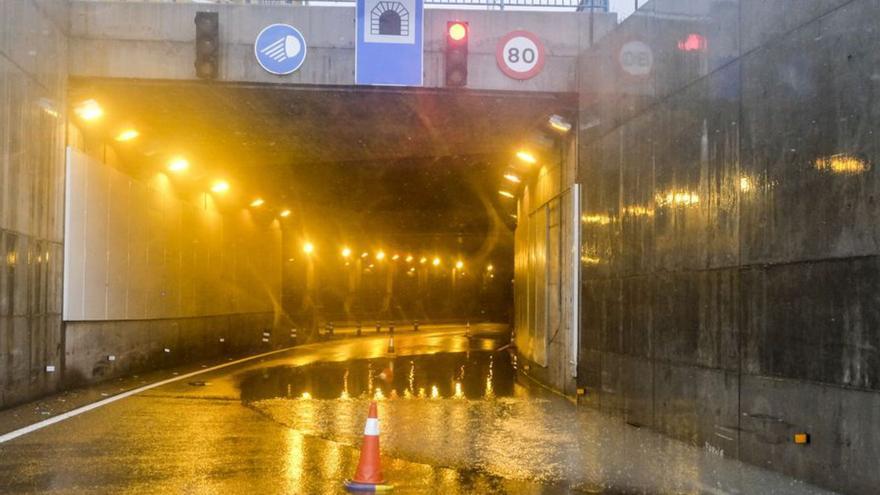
xmin=240 ymin=343 xmax=836 ymax=495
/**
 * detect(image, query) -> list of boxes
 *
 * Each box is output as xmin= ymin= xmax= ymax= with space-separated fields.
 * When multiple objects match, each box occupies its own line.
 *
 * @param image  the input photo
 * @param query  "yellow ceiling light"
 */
xmin=211 ymin=180 xmax=230 ymax=193
xmin=115 ymin=129 xmax=139 ymax=142
xmin=455 ymin=260 xmax=464 ymax=270
xmin=420 ymin=256 xmax=427 ymax=264
xmin=432 ymin=257 xmax=441 ymax=267
xmin=504 ymin=173 xmax=521 ymax=184
xmin=487 ymin=264 xmax=494 ymax=272
xmin=303 ymin=242 xmax=314 ymax=254
xmin=375 ymin=250 xmax=386 ymax=261
xmin=342 ymin=247 xmax=352 ymax=258
xmin=279 ymin=209 xmax=291 ymax=218
xmin=498 ymin=190 xmax=515 ymax=199
xmin=167 ymin=157 xmax=189 ymax=173
xmin=405 ymin=255 xmax=414 ymax=263
xmin=515 ymin=150 xmax=537 ymax=164
xmin=74 ymin=99 xmax=103 ymax=121
xmin=250 ymin=198 xmax=265 ymax=207
xmin=391 ymin=254 xmax=400 ymax=261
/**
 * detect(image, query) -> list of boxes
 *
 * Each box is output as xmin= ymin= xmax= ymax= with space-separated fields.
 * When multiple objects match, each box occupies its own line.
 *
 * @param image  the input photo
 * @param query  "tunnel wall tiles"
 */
xmin=574 ymin=0 xmax=880 ymax=493
xmin=0 ymin=0 xmax=67 ymax=409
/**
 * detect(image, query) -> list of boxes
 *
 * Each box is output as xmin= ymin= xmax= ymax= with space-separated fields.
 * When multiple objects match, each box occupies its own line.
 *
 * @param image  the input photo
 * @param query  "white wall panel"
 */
xmin=82 ymin=152 xmax=108 ymax=319
xmin=63 ymin=148 xmax=281 ymax=321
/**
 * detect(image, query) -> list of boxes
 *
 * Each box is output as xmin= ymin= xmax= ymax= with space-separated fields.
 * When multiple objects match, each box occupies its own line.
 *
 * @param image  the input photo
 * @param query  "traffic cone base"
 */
xmin=344 ymin=480 xmax=394 ymax=492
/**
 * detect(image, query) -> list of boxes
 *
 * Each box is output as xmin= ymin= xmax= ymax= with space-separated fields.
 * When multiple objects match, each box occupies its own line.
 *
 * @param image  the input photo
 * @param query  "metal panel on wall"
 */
xmin=63 ymin=148 xmax=282 ymax=321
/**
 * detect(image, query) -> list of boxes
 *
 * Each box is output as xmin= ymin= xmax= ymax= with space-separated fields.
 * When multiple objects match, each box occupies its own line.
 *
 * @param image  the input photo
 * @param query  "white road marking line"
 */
xmin=0 ymin=346 xmax=297 ymax=444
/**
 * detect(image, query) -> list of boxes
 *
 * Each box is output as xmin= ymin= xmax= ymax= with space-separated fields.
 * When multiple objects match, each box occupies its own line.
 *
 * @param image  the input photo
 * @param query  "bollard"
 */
xmin=465 ymin=321 xmax=471 ymax=339
xmin=329 ymin=322 xmax=334 ymax=337
xmin=356 ymin=323 xmax=362 ymax=337
xmin=376 ymin=322 xmax=381 ymax=333
xmin=413 ymin=320 xmax=419 ymax=332
xmin=387 ymin=335 xmax=395 ymax=354
xmin=389 ymin=322 xmax=395 ymax=335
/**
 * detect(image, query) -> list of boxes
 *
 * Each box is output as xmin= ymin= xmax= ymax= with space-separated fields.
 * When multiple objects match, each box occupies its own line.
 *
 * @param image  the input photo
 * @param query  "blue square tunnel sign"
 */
xmin=356 ymin=0 xmax=424 ymax=86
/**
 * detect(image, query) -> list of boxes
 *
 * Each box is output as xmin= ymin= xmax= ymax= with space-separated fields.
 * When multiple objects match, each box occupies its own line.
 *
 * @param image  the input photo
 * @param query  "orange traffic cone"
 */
xmin=345 ymin=402 xmax=392 ymax=492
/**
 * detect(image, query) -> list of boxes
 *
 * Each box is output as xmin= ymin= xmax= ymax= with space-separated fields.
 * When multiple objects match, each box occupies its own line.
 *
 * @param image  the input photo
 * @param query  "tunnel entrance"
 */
xmin=67 ymin=78 xmax=575 ymax=341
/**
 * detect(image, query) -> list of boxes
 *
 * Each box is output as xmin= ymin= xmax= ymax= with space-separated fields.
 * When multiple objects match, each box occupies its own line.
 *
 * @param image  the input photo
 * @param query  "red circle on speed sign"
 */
xmin=496 ymin=30 xmax=546 ymax=80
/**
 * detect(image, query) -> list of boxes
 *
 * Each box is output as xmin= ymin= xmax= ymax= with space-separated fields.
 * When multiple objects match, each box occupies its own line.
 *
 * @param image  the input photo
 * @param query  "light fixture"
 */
xmin=420 ymin=257 xmax=427 ymax=264
xmin=487 ymin=264 xmax=494 ymax=272
xmin=342 ymin=247 xmax=352 ymax=258
xmin=211 ymin=180 xmax=230 ymax=193
xmin=405 ymin=255 xmax=414 ymax=263
xmin=432 ymin=257 xmax=441 ymax=267
xmin=115 ymin=129 xmax=139 ymax=142
xmin=376 ymin=250 xmax=386 ymax=261
xmin=391 ymin=254 xmax=400 ymax=261
xmin=250 ymin=198 xmax=265 ymax=207
xmin=515 ymin=150 xmax=537 ymax=164
xmin=361 ymin=252 xmax=369 ymax=258
xmin=279 ymin=209 xmax=291 ymax=218
xmin=548 ymin=114 xmax=572 ymax=133
xmin=74 ymin=99 xmax=103 ymax=121
xmin=504 ymin=173 xmax=521 ymax=184
xmin=498 ymin=190 xmax=515 ymax=199
xmin=303 ymin=242 xmax=314 ymax=254
xmin=168 ymin=157 xmax=189 ymax=173
xmin=455 ymin=260 xmax=464 ymax=270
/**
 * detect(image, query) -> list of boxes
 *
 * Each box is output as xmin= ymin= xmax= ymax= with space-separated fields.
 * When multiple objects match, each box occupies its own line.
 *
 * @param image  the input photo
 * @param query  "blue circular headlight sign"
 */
xmin=254 ymin=24 xmax=307 ymax=75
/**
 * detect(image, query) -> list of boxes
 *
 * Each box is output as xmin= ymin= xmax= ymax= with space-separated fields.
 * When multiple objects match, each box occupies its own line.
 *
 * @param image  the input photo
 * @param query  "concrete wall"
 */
xmin=68 ymin=1 xmax=615 ymax=92
xmin=576 ymin=1 xmax=879 ymax=493
xmin=0 ymin=0 xmax=68 ymax=409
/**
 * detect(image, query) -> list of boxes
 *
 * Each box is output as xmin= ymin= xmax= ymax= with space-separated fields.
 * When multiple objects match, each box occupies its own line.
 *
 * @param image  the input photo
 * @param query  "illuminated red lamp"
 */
xmin=677 ymin=33 xmax=707 ymax=52
xmin=448 ymin=22 xmax=467 ymax=41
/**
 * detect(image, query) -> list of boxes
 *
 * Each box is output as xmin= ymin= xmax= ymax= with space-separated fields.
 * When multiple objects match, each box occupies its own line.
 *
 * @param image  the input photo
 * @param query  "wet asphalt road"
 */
xmin=0 ymin=324 xmax=839 ymax=494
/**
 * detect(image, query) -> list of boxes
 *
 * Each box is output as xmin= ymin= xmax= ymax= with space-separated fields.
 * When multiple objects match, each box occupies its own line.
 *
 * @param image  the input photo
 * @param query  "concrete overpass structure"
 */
xmin=69 ymin=1 xmax=611 ymax=92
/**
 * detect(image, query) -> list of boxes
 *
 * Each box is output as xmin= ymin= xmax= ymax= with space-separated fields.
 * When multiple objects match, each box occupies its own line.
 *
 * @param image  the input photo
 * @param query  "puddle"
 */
xmin=240 ymin=349 xmax=517 ymax=402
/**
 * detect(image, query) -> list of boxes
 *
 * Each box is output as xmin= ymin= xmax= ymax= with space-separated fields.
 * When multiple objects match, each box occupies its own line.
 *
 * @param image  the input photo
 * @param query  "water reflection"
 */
xmin=240 ymin=350 xmax=515 ymax=403
xmin=815 ymin=153 xmax=870 ymax=175
xmin=655 ymin=189 xmax=700 ymax=207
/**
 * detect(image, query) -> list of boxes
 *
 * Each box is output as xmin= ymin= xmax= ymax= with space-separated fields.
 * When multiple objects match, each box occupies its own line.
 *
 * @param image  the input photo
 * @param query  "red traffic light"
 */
xmin=448 ymin=22 xmax=467 ymax=41
xmin=677 ymin=33 xmax=707 ymax=52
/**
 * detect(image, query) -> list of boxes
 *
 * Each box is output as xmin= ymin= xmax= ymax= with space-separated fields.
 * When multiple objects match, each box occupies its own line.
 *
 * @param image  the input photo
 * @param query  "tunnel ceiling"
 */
xmin=70 ymin=78 xmax=573 ymax=239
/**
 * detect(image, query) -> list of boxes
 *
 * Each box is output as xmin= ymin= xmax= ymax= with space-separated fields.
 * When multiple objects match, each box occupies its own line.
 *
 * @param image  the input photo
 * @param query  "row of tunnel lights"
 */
xmin=74 ymin=99 xmax=293 ymax=219
xmin=302 ymin=244 xmax=495 ymax=275
xmin=496 ymin=114 xmax=572 ymax=218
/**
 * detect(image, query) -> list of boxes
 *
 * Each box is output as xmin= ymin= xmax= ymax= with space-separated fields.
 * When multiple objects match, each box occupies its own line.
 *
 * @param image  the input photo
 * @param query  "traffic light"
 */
xmin=194 ymin=12 xmax=219 ymax=79
xmin=445 ymin=21 xmax=468 ymax=87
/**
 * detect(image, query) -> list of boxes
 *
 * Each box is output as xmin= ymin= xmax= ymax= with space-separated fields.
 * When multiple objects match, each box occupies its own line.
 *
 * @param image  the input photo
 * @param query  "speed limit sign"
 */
xmin=496 ymin=30 xmax=545 ymax=80
xmin=619 ymin=39 xmax=653 ymax=77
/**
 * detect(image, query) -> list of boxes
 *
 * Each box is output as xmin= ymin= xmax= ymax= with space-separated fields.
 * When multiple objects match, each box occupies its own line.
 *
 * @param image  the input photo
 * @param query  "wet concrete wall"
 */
xmin=0 ymin=0 xmax=68 ymax=409
xmin=576 ymin=1 xmax=880 ymax=493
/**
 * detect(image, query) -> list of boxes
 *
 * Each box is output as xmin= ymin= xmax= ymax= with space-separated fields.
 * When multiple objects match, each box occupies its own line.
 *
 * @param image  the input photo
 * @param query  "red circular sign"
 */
xmin=496 ymin=30 xmax=545 ymax=80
